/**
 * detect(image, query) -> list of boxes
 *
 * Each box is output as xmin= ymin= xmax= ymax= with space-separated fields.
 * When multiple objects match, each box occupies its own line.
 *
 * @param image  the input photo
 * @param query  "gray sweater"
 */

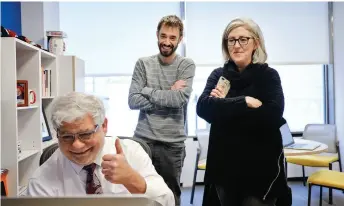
xmin=128 ymin=54 xmax=195 ymax=143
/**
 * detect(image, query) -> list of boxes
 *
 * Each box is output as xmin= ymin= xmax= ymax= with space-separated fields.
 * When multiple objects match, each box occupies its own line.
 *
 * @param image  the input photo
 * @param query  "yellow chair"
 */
xmin=285 ymin=124 xmax=342 ymax=204
xmin=307 ymin=170 xmax=344 ymax=206
xmin=190 ymin=149 xmax=206 ymax=204
xmin=190 ymin=132 xmax=209 ymax=204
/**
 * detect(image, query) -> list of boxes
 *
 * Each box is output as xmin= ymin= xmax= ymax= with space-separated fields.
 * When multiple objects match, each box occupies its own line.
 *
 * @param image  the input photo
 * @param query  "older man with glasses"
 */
xmin=25 ymin=92 xmax=174 ymax=206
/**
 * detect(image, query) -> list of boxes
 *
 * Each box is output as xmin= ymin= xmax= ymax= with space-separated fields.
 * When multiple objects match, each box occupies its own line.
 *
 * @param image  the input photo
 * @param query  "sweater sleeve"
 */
xmin=245 ymin=68 xmax=285 ymax=127
xmin=128 ymin=59 xmax=157 ymax=111
xmin=141 ymin=60 xmax=195 ymax=108
xmin=196 ymin=69 xmax=248 ymax=124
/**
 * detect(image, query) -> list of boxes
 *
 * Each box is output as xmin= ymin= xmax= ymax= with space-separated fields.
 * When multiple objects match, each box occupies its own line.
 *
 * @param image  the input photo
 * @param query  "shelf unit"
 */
xmin=41 ymin=55 xmax=86 ymax=145
xmin=0 ymin=37 xmax=59 ymax=196
xmin=57 ymin=55 xmax=85 ymax=96
xmin=0 ymin=34 xmax=2 ymax=197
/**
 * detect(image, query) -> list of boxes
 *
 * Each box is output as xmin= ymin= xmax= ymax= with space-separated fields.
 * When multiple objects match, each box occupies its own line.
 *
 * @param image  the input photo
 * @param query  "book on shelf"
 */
xmin=41 ymin=66 xmax=52 ymax=97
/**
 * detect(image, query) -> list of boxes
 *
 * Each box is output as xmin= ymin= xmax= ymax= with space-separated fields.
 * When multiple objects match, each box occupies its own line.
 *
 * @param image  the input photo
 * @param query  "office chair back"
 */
xmin=117 ymin=136 xmax=152 ymax=159
xmin=39 ymin=136 xmax=153 ymax=166
xmin=303 ymin=124 xmax=337 ymax=153
xmin=40 ymin=143 xmax=59 ymax=166
xmin=196 ymin=130 xmax=210 ymax=160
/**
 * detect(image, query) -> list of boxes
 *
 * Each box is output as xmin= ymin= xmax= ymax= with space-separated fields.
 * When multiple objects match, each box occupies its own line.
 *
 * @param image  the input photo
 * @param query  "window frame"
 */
xmin=85 ymin=64 xmax=332 ymax=137
xmin=186 ymin=63 xmax=332 ymax=136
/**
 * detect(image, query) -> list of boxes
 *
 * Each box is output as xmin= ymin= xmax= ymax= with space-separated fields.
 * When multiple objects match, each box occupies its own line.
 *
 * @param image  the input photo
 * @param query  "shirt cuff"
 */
xmin=144 ymin=178 xmax=155 ymax=197
xmin=144 ymin=177 xmax=173 ymax=205
xmin=141 ymin=87 xmax=154 ymax=98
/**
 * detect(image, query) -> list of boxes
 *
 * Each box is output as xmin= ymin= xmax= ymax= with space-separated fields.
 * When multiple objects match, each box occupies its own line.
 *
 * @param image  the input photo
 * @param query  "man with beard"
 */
xmin=128 ymin=15 xmax=195 ymax=206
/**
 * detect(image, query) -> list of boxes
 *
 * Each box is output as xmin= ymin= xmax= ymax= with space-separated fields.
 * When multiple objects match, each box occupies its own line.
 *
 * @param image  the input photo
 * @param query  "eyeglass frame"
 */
xmin=226 ymin=36 xmax=255 ymax=47
xmin=57 ymin=124 xmax=99 ymax=143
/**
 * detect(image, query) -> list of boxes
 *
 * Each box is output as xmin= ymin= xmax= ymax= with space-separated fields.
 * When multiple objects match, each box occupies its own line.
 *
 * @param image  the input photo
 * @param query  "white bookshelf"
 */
xmin=17 ymin=106 xmax=39 ymax=110
xmin=0 ymin=35 xmax=2 ymax=196
xmin=41 ymin=55 xmax=85 ymax=145
xmin=57 ymin=55 xmax=85 ymax=95
xmin=0 ymin=37 xmax=58 ymax=196
xmin=41 ymin=49 xmax=58 ymax=98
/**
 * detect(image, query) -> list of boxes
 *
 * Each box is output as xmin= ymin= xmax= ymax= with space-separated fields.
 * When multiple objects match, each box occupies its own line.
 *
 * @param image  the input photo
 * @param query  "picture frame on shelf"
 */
xmin=17 ymin=80 xmax=28 ymax=107
xmin=41 ymin=107 xmax=52 ymax=142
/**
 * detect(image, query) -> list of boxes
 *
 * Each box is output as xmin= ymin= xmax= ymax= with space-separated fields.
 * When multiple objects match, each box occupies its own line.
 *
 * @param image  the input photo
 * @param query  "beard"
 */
xmin=158 ymin=42 xmax=178 ymax=57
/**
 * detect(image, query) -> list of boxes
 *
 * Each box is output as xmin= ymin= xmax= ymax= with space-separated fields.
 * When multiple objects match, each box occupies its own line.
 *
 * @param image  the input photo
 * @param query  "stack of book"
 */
xmin=41 ymin=66 xmax=52 ymax=97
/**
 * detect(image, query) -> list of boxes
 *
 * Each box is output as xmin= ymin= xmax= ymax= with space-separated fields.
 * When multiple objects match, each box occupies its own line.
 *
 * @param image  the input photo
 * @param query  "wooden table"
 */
xmin=284 ymin=138 xmax=328 ymax=156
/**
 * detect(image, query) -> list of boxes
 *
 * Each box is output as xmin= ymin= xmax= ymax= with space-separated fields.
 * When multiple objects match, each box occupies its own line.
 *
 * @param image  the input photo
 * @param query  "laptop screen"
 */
xmin=280 ymin=123 xmax=294 ymax=147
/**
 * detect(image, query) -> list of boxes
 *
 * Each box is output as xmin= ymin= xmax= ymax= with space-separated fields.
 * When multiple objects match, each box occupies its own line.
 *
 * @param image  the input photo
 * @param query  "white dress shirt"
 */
xmin=26 ymin=136 xmax=175 ymax=206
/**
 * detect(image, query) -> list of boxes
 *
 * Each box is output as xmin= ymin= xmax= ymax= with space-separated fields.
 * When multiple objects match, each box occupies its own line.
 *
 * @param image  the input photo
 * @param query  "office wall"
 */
xmin=333 ymin=2 xmax=344 ymax=160
xmin=43 ymin=2 xmax=60 ymax=48
xmin=21 ymin=2 xmax=60 ymax=48
xmin=1 ymin=2 xmax=22 ymax=35
xmin=43 ymin=2 xmax=60 ymax=32
xmin=21 ymin=2 xmax=44 ymax=46
xmin=1 ymin=2 xmax=59 ymax=48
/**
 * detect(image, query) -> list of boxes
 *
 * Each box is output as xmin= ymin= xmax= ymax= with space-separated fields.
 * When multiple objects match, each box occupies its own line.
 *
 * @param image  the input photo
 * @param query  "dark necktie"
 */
xmin=83 ymin=163 xmax=103 ymax=194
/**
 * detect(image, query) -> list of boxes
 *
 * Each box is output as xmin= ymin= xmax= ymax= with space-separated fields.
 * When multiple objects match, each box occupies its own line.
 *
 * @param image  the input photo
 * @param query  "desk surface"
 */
xmin=2 ymin=196 xmax=162 ymax=206
xmin=284 ymin=138 xmax=328 ymax=156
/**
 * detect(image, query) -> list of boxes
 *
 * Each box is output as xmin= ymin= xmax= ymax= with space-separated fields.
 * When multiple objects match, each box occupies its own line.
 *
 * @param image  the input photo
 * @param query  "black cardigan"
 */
xmin=196 ymin=61 xmax=289 ymax=201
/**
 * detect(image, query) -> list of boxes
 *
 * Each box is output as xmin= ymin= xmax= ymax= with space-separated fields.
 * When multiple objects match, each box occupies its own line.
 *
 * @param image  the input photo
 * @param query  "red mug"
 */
xmin=29 ymin=89 xmax=36 ymax=105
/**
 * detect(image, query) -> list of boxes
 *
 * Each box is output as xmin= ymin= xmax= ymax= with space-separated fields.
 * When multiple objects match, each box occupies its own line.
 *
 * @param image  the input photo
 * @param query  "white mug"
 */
xmin=49 ymin=37 xmax=65 ymax=55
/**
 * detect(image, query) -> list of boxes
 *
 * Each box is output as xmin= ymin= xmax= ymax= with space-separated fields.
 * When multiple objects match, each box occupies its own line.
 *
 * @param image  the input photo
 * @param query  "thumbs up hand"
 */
xmin=101 ymin=138 xmax=133 ymax=185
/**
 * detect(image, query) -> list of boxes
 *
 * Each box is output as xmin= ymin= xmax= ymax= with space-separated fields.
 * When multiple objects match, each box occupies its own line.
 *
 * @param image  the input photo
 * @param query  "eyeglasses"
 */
xmin=57 ymin=125 xmax=99 ymax=143
xmin=227 ymin=37 xmax=253 ymax=46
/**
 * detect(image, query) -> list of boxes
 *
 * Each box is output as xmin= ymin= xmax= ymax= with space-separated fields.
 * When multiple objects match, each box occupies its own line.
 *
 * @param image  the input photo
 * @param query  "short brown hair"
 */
xmin=157 ymin=15 xmax=184 ymax=37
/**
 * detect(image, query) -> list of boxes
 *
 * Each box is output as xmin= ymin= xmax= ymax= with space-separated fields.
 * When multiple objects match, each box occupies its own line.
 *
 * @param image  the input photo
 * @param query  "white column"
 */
xmin=333 ymin=2 xmax=344 ymax=160
xmin=21 ymin=2 xmax=60 ymax=49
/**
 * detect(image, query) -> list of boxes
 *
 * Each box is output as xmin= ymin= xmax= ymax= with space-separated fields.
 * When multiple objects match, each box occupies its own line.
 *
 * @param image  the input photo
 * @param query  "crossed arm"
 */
xmin=196 ymin=69 xmax=248 ymax=123
xmin=128 ymin=60 xmax=156 ymax=111
xmin=196 ymin=68 xmax=284 ymax=125
xmin=245 ymin=69 xmax=285 ymax=127
xmin=128 ymin=59 xmax=196 ymax=110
